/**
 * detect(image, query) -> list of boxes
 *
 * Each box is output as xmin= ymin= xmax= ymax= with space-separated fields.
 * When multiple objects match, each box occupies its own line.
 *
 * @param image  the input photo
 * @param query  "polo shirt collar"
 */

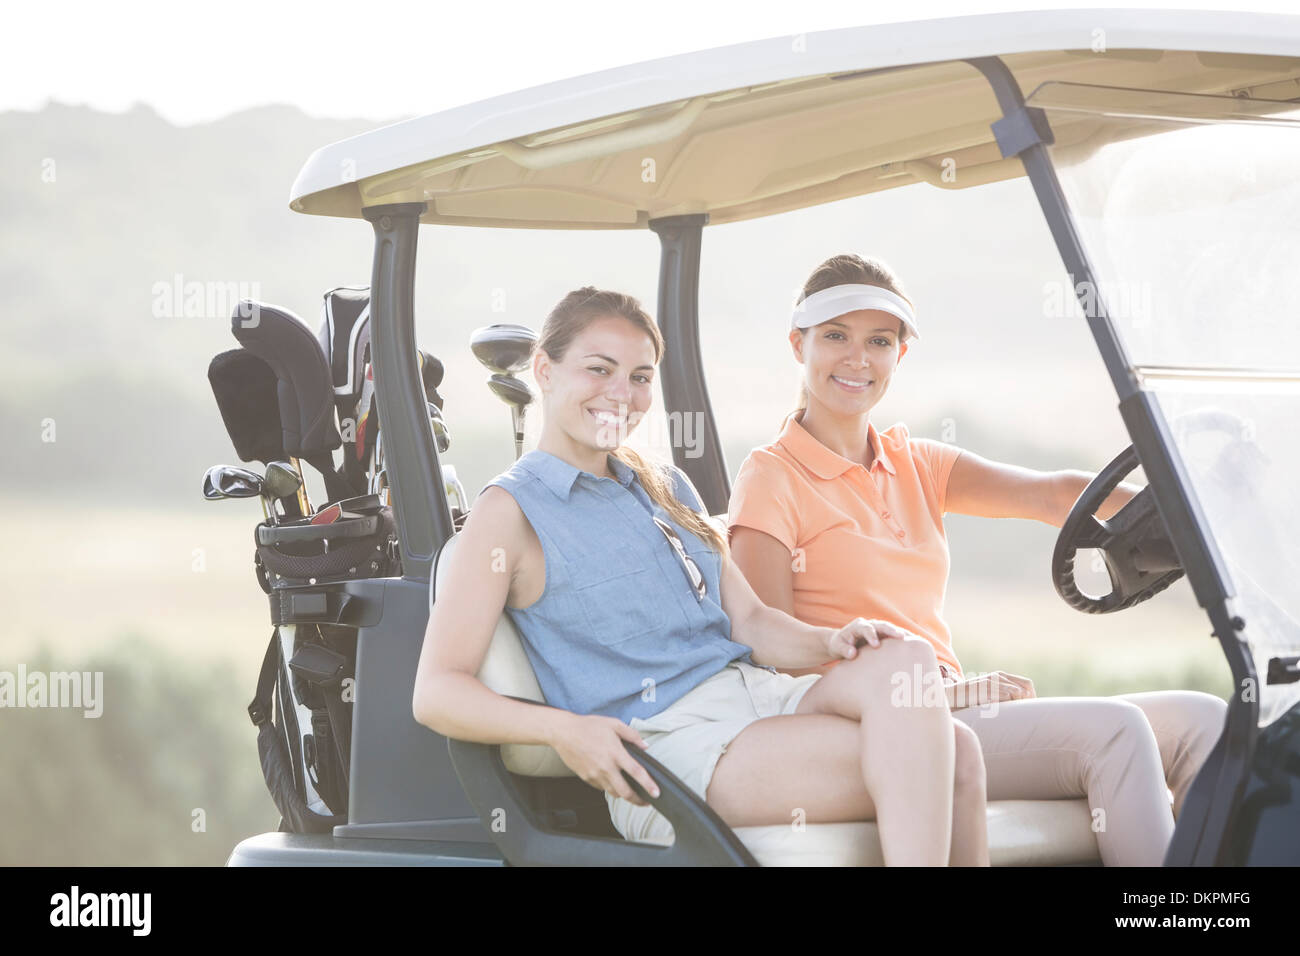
xmin=521 ymin=449 xmax=637 ymax=501
xmin=777 ymin=411 xmax=896 ymax=479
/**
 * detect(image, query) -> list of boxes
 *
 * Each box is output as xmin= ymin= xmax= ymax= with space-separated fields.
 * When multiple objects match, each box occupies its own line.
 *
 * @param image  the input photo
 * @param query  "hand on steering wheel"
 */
xmin=1052 ymin=444 xmax=1185 ymax=614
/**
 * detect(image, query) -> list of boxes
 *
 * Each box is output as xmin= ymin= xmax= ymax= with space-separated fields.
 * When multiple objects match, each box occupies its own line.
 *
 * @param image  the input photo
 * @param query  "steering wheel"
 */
xmin=1052 ymin=444 xmax=1185 ymax=614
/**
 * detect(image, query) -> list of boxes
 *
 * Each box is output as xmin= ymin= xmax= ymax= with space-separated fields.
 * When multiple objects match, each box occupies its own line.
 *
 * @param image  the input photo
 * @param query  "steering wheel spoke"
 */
xmin=1076 ymin=514 xmax=1113 ymax=550
xmin=1052 ymin=443 xmax=1186 ymax=614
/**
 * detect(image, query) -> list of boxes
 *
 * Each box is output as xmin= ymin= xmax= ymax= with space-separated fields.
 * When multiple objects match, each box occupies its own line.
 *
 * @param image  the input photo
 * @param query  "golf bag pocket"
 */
xmin=254 ymin=500 xmax=398 ymax=589
xmin=249 ymin=625 xmax=350 ymax=833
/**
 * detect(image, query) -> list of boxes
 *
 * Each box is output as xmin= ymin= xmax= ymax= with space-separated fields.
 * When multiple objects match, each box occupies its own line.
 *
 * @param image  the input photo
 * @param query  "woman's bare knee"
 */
xmin=861 ymin=637 xmax=939 ymax=703
xmin=855 ymin=634 xmax=937 ymax=685
xmin=798 ymin=636 xmax=940 ymax=719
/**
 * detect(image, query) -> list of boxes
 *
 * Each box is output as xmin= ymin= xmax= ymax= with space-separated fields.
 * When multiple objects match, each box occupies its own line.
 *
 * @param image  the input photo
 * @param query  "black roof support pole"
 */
xmin=963 ymin=56 xmax=1255 ymax=868
xmin=649 ymin=213 xmax=729 ymax=516
xmin=362 ymin=202 xmax=451 ymax=582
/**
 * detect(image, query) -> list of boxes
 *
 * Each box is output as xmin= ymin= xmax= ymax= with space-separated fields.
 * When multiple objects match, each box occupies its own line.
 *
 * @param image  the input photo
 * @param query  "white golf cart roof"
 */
xmin=289 ymin=9 xmax=1300 ymax=228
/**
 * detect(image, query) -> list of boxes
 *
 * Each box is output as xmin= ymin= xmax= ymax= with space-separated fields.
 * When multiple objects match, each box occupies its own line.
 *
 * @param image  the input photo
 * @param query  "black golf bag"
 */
xmin=248 ymin=497 xmax=399 ymax=833
xmin=206 ymin=289 xmax=402 ymax=834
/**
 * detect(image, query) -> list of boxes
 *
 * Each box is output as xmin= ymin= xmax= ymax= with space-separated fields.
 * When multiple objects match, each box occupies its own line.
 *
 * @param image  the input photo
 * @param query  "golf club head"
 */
xmin=488 ymin=373 xmax=535 ymax=409
xmin=203 ymin=464 xmax=265 ymax=500
xmin=263 ymin=460 xmax=304 ymax=501
xmin=470 ymin=324 xmax=537 ymax=374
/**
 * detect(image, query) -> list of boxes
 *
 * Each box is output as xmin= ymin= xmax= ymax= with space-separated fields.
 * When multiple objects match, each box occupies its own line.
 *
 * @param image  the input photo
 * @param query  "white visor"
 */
xmin=791 ymin=283 xmax=919 ymax=341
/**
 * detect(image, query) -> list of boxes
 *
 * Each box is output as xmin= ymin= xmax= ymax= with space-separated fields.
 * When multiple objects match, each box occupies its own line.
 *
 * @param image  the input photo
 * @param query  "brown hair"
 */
xmin=791 ymin=254 xmax=915 ymax=415
xmin=535 ymin=286 xmax=728 ymax=555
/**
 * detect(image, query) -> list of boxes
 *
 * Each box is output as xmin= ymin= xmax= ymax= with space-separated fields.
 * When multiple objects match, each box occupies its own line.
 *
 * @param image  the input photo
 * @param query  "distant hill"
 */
xmin=1 ymin=102 xmax=396 ymax=503
xmin=0 ymin=100 xmax=1135 ymax=517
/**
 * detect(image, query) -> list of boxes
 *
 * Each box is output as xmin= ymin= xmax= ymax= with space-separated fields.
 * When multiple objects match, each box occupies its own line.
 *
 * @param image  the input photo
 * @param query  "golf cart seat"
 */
xmin=432 ymin=532 xmax=1102 ymax=865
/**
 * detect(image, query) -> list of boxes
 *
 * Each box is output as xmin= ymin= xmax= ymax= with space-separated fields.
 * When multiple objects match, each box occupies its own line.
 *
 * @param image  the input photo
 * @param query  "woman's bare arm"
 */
xmin=411 ymin=486 xmax=571 ymax=747
xmin=729 ymin=525 xmax=796 ymax=616
xmin=718 ymin=546 xmax=864 ymax=669
xmin=726 ymin=525 xmax=913 ymax=670
xmin=945 ymin=449 xmax=1141 ymax=527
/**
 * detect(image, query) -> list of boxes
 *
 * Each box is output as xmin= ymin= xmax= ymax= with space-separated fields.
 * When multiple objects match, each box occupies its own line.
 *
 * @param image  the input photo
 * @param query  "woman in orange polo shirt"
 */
xmin=728 ymin=253 xmax=1228 ymax=866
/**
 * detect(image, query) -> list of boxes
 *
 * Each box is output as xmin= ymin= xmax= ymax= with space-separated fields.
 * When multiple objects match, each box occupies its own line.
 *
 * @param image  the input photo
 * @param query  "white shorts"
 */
xmin=604 ymin=659 xmax=822 ymax=845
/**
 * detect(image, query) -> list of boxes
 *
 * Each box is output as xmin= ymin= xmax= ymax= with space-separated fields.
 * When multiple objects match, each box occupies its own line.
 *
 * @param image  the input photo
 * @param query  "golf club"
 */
xmin=487 ymin=373 xmax=534 ymax=460
xmin=288 ymin=456 xmax=313 ymax=515
xmin=202 ymin=464 xmax=270 ymax=520
xmin=471 ymin=324 xmax=538 ymax=460
xmin=469 ymin=324 xmax=535 ymax=374
xmin=264 ymin=460 xmax=305 ymax=525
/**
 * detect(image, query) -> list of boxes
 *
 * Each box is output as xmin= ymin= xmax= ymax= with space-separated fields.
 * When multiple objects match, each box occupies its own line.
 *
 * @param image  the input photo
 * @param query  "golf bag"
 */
xmin=248 ymin=497 xmax=399 ymax=833
xmin=207 ymin=291 xmax=405 ymax=834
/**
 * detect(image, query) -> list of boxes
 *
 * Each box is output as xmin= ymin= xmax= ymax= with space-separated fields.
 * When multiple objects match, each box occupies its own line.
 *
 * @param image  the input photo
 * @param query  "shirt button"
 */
xmin=895 ymin=530 xmax=905 ymax=539
xmin=881 ymin=511 xmax=891 ymax=519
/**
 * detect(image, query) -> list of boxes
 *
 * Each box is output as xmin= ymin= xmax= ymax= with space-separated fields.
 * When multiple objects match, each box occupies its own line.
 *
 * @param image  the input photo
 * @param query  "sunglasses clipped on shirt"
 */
xmin=652 ymin=517 xmax=707 ymax=601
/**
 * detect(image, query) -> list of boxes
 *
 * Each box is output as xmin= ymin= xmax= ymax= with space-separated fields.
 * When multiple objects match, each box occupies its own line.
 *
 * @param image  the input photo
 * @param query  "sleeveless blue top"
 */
xmin=482 ymin=449 xmax=753 ymax=722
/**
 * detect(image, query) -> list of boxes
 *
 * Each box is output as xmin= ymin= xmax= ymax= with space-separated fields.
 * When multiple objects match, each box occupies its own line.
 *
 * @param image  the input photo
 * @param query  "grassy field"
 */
xmin=1 ymin=496 xmax=277 ymax=864
xmin=3 ymin=494 xmax=274 ymax=684
xmin=944 ymin=580 xmax=1232 ymax=699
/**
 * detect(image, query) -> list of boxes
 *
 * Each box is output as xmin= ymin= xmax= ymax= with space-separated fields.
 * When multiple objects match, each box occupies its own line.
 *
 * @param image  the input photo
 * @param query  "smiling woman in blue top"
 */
xmin=412 ymin=287 xmax=989 ymax=865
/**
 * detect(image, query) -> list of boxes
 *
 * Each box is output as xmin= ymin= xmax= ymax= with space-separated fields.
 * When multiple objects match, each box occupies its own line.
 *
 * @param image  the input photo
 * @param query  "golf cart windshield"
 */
xmin=1028 ymin=82 xmax=1300 ymax=727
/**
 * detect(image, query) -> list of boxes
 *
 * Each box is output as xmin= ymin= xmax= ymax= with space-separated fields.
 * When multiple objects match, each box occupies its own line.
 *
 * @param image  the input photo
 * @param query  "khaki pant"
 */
xmin=950 ymin=690 xmax=1228 ymax=866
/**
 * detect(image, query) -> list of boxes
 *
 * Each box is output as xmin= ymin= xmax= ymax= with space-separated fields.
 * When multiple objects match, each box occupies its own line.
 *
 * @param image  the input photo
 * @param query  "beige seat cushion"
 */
xmin=432 ymin=533 xmax=1101 ymax=865
xmin=628 ymin=800 xmax=1099 ymax=866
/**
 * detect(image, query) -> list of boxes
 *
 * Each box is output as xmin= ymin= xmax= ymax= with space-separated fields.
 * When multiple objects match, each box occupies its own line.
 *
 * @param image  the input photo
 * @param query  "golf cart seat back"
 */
xmin=231 ymin=300 xmax=342 ymax=459
xmin=432 ymin=532 xmax=1104 ymax=865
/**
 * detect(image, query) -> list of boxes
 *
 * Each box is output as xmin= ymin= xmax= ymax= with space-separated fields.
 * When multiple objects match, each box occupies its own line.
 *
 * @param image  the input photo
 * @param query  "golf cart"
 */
xmin=222 ymin=9 xmax=1300 ymax=866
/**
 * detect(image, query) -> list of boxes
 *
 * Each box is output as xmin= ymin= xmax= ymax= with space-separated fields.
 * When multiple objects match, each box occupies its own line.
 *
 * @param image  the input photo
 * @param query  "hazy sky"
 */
xmin=6 ymin=0 xmax=1289 ymax=125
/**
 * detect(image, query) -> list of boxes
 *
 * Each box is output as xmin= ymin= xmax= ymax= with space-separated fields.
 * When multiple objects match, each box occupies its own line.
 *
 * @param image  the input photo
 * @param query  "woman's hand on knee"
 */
xmin=549 ymin=712 xmax=661 ymax=806
xmin=827 ymin=617 xmax=913 ymax=660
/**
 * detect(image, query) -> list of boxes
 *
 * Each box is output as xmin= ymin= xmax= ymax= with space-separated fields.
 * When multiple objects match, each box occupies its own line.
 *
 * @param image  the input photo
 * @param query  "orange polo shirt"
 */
xmin=727 ymin=410 xmax=966 ymax=677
